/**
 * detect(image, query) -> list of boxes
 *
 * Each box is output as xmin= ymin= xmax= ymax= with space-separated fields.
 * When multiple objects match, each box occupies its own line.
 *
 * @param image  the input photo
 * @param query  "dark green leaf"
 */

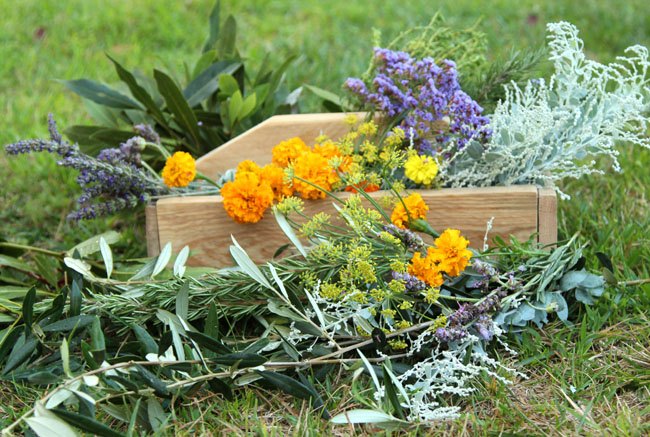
xmin=27 ymin=370 xmax=60 ymax=385
xmin=76 ymin=388 xmax=96 ymax=418
xmin=3 ymin=334 xmax=38 ymax=374
xmin=81 ymin=341 xmax=100 ymax=370
xmin=216 ymin=15 xmax=237 ymax=58
xmin=202 ymin=0 xmax=221 ymax=53
xmin=41 ymin=315 xmax=96 ymax=333
xmin=90 ymin=318 xmax=105 ymax=362
xmin=131 ymin=324 xmax=158 ymax=356
xmin=154 ymin=69 xmax=201 ymax=151
xmin=184 ymin=61 xmax=241 ymax=107
xmin=257 ymin=370 xmax=327 ymax=417
xmin=297 ymin=373 xmax=330 ymax=418
xmin=0 ymin=327 xmax=23 ymax=363
xmin=175 ymin=281 xmax=190 ymax=321
xmin=382 ymin=366 xmax=404 ymax=419
xmin=241 ymin=337 xmax=269 ymax=354
xmin=186 ymin=331 xmax=231 ymax=354
xmin=90 ymin=128 xmax=139 ymax=146
xmin=134 ymin=364 xmax=169 ymax=397
xmin=62 ymin=79 xmax=142 ymax=109
xmin=107 ymin=55 xmax=167 ymax=125
xmin=22 ymin=286 xmax=36 ymax=333
xmin=211 ymin=352 xmax=266 ymax=367
xmin=204 ymin=302 xmax=220 ymax=339
xmin=0 ymin=254 xmax=31 ymax=272
xmin=52 ymin=408 xmax=125 ymax=437
xmin=596 ymin=252 xmax=615 ymax=273
xmin=69 ymin=278 xmax=82 ymax=317
xmin=207 ymin=377 xmax=233 ymax=400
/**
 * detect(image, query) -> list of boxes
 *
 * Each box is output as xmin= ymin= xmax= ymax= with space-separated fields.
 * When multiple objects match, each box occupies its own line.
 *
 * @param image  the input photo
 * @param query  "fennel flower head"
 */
xmin=162 ymin=151 xmax=196 ymax=188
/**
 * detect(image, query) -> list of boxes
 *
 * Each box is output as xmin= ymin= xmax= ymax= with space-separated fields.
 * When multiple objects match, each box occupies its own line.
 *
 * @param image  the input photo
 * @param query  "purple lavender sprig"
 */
xmin=435 ymin=294 xmax=501 ymax=343
xmin=5 ymin=114 xmax=167 ymax=220
xmin=383 ymin=224 xmax=425 ymax=252
xmin=345 ymin=48 xmax=491 ymax=153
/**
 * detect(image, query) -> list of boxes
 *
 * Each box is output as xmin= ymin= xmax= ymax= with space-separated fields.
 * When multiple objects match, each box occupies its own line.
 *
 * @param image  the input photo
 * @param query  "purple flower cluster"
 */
xmin=435 ymin=294 xmax=501 ymax=342
xmin=383 ymin=224 xmax=425 ymax=251
xmin=5 ymin=115 xmax=166 ymax=220
xmin=345 ymin=48 xmax=491 ymax=153
xmin=391 ymin=271 xmax=427 ymax=293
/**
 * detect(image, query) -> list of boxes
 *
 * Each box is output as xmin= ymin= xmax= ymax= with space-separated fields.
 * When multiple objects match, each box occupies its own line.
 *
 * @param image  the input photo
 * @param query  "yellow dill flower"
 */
xmin=385 ymin=127 xmax=405 ymax=147
xmin=275 ymin=196 xmax=304 ymax=215
xmin=272 ymin=137 xmax=309 ymax=167
xmin=221 ymin=172 xmax=274 ymax=223
xmin=350 ymin=291 xmax=369 ymax=304
xmin=404 ymin=153 xmax=438 ymax=186
xmin=388 ymin=279 xmax=406 ymax=294
xmin=395 ymin=320 xmax=412 ymax=330
xmin=358 ymin=121 xmax=378 ymax=136
xmin=430 ymin=229 xmax=473 ymax=277
xmin=368 ymin=307 xmax=377 ymax=316
xmin=398 ymin=300 xmax=413 ymax=310
xmin=388 ymin=339 xmax=408 ymax=350
xmin=391 ymin=193 xmax=429 ymax=229
xmin=389 ymin=259 xmax=408 ymax=273
xmin=301 ymin=212 xmax=331 ymax=238
xmin=162 ymin=151 xmax=196 ymax=188
xmin=292 ymin=151 xmax=339 ymax=199
xmin=432 ymin=315 xmax=448 ymax=330
xmin=381 ymin=308 xmax=397 ymax=319
xmin=320 ymin=282 xmax=342 ymax=300
xmin=360 ymin=141 xmax=378 ymax=163
xmin=236 ymin=160 xmax=262 ymax=176
xmin=379 ymin=231 xmax=401 ymax=246
xmin=408 ymin=251 xmax=443 ymax=288
xmin=344 ymin=114 xmax=359 ymax=126
xmin=300 ymin=271 xmax=318 ymax=288
xmin=356 ymin=325 xmax=370 ymax=337
xmin=424 ymin=287 xmax=441 ymax=304
xmin=370 ymin=288 xmax=386 ymax=301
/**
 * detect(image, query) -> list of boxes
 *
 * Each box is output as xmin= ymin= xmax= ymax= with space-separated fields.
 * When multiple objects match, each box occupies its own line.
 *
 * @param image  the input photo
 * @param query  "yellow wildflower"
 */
xmin=398 ymin=300 xmax=413 ymax=310
xmin=272 ymin=137 xmax=309 ymax=167
xmin=430 ymin=229 xmax=472 ymax=277
xmin=388 ymin=339 xmax=408 ymax=350
xmin=162 ymin=151 xmax=196 ymax=188
xmin=276 ymin=196 xmax=304 ymax=215
xmin=395 ymin=320 xmax=412 ymax=330
xmin=221 ymin=172 xmax=274 ymax=223
xmin=358 ymin=121 xmax=378 ymax=136
xmin=292 ymin=151 xmax=339 ymax=199
xmin=344 ymin=113 xmax=359 ymax=126
xmin=424 ymin=287 xmax=440 ymax=304
xmin=432 ymin=315 xmax=448 ymax=330
xmin=319 ymin=282 xmax=342 ymax=300
xmin=404 ymin=153 xmax=438 ymax=186
xmin=391 ymin=193 xmax=429 ymax=229
xmin=381 ymin=308 xmax=397 ymax=319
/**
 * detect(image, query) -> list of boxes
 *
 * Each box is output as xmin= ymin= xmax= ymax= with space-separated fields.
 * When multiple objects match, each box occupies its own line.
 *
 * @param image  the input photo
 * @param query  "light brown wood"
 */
xmin=145 ymin=203 xmax=160 ymax=257
xmin=153 ymin=185 xmax=542 ymax=266
xmin=538 ymin=187 xmax=558 ymax=246
xmin=195 ymin=112 xmax=368 ymax=178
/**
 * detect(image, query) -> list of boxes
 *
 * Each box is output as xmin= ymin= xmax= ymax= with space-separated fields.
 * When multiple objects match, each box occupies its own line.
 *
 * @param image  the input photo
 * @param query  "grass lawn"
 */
xmin=1 ymin=0 xmax=648 ymax=434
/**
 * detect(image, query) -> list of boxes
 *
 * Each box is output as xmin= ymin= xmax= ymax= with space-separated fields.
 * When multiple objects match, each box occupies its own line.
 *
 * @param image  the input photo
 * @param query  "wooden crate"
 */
xmin=146 ymin=113 xmax=557 ymax=266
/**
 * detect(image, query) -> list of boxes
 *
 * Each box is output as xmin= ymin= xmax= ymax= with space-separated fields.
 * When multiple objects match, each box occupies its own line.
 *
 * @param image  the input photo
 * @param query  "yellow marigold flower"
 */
xmin=236 ymin=160 xmax=262 ymax=176
xmin=292 ymin=151 xmax=339 ymax=199
xmin=272 ymin=137 xmax=309 ymax=167
xmin=408 ymin=250 xmax=443 ymax=288
xmin=429 ymin=229 xmax=473 ymax=277
xmin=391 ymin=193 xmax=429 ymax=229
xmin=259 ymin=164 xmax=293 ymax=200
xmin=162 ymin=151 xmax=196 ymax=188
xmin=404 ymin=153 xmax=438 ymax=186
xmin=221 ymin=172 xmax=274 ymax=224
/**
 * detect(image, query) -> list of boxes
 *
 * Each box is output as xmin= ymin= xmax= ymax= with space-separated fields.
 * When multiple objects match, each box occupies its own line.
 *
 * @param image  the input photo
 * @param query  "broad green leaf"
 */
xmin=0 ymin=254 xmax=31 ymax=272
xmin=66 ymin=231 xmax=120 ymax=258
xmin=216 ymin=15 xmax=237 ymax=57
xmin=218 ymin=74 xmax=239 ymax=96
xmin=202 ymin=0 xmax=221 ymax=53
xmin=41 ymin=315 xmax=96 ymax=333
xmin=184 ymin=61 xmax=241 ymax=107
xmin=99 ymin=237 xmax=113 ymax=279
xmin=238 ymin=92 xmax=257 ymax=119
xmin=44 ymin=388 xmax=75 ymax=409
xmin=131 ymin=324 xmax=158 ymax=356
xmin=52 ymin=408 xmax=125 ymax=437
xmin=83 ymin=99 xmax=121 ymax=127
xmin=3 ymin=334 xmax=38 ymax=374
xmin=151 ymin=242 xmax=172 ymax=279
xmin=228 ymin=90 xmax=244 ymax=125
xmin=175 ymin=281 xmax=190 ymax=320
xmin=173 ymin=246 xmax=190 ymax=278
xmin=135 ymin=364 xmax=169 ymax=397
xmin=62 ymin=79 xmax=142 ymax=109
xmin=146 ymin=398 xmax=167 ymax=433
xmin=330 ymin=409 xmax=401 ymax=424
xmin=153 ymin=69 xmax=201 ymax=151
xmin=185 ymin=331 xmax=231 ymax=354
xmin=64 ymin=258 xmax=94 ymax=279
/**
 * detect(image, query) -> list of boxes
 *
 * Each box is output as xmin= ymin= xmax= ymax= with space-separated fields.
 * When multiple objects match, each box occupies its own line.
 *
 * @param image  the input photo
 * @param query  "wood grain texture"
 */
xmin=195 ymin=112 xmax=368 ymax=178
xmin=538 ymin=187 xmax=558 ymax=246
xmin=153 ymin=185 xmax=542 ymax=266
xmin=145 ymin=204 xmax=160 ymax=257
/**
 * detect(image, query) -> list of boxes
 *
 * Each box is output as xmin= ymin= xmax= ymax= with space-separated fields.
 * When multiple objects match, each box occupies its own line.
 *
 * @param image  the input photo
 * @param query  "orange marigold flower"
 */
xmin=390 ymin=193 xmax=428 ymax=229
xmin=292 ymin=151 xmax=339 ymax=200
xmin=272 ymin=137 xmax=309 ymax=167
xmin=162 ymin=151 xmax=196 ymax=188
xmin=236 ymin=160 xmax=262 ymax=176
xmin=408 ymin=250 xmax=444 ymax=287
xmin=260 ymin=163 xmax=293 ymax=200
xmin=344 ymin=181 xmax=381 ymax=193
xmin=221 ymin=172 xmax=274 ymax=223
xmin=314 ymin=141 xmax=352 ymax=172
xmin=429 ymin=228 xmax=472 ymax=276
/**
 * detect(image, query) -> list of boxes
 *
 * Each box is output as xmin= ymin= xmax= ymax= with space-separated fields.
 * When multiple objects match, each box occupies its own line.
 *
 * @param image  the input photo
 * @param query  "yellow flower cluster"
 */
xmin=162 ymin=151 xmax=196 ymax=188
xmin=404 ymin=152 xmax=438 ymax=186
xmin=390 ymin=193 xmax=429 ymax=229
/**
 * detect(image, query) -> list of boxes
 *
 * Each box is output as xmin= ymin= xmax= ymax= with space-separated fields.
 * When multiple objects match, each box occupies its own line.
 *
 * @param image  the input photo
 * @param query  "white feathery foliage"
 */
xmin=442 ymin=22 xmax=650 ymax=198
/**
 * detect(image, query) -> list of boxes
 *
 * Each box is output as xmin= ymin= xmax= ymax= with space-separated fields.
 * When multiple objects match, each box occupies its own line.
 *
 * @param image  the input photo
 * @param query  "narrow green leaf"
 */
xmin=27 ymin=370 xmax=60 ymax=385
xmin=81 ymin=341 xmax=100 ymax=370
xmin=173 ymin=246 xmax=190 ymax=278
xmin=228 ymin=90 xmax=244 ymax=125
xmin=41 ymin=315 xmax=96 ymax=333
xmin=131 ymin=324 xmax=158 ymax=356
xmin=69 ymin=277 xmax=82 ymax=317
xmin=62 ymin=79 xmax=142 ymax=109
xmin=134 ymin=364 xmax=169 ymax=397
xmin=185 ymin=331 xmax=231 ymax=354
xmin=330 ymin=409 xmax=401 ymax=424
xmin=0 ymin=327 xmax=22 ymax=363
xmin=126 ymin=398 xmax=141 ymax=436
xmin=175 ymin=280 xmax=190 ymax=320
xmin=61 ymin=338 xmax=71 ymax=377
xmin=257 ymin=371 xmax=320 ymax=404
xmin=238 ymin=92 xmax=257 ymax=119
xmin=216 ymin=15 xmax=237 ymax=57
xmin=304 ymin=84 xmax=344 ymax=107
xmin=52 ymin=408 xmax=125 ymax=437
xmin=151 ymin=242 xmax=172 ymax=279
xmin=229 ymin=237 xmax=272 ymax=289
xmin=204 ymin=302 xmax=220 ymax=339
xmin=22 ymin=286 xmax=36 ymax=332
xmin=273 ymin=208 xmax=307 ymax=257
xmin=0 ymin=254 xmax=32 ymax=272
xmin=153 ymin=69 xmax=201 ymax=150
xmin=3 ymin=334 xmax=38 ymax=374
xmin=212 ymin=352 xmax=267 ymax=367
xmin=90 ymin=317 xmax=106 ymax=361
xmin=184 ymin=61 xmax=241 ymax=107
xmin=99 ymin=237 xmax=113 ymax=279
xmin=207 ymin=377 xmax=233 ymax=400
xmin=382 ymin=365 xmax=404 ymax=419
xmin=26 ymin=415 xmax=78 ymax=437
xmin=146 ymin=398 xmax=167 ymax=433
xmin=202 ymin=0 xmax=221 ymax=53
xmin=63 ymin=257 xmax=94 ymax=279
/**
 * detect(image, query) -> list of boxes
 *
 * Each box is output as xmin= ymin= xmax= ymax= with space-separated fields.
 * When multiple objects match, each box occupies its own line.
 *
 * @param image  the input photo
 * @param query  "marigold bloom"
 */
xmin=390 ymin=193 xmax=428 ymax=229
xmin=404 ymin=153 xmax=438 ymax=186
xmin=344 ymin=181 xmax=380 ymax=193
xmin=272 ymin=137 xmax=309 ymax=167
xmin=429 ymin=228 xmax=472 ymax=276
xmin=313 ymin=141 xmax=352 ymax=172
xmin=408 ymin=250 xmax=444 ymax=287
xmin=292 ymin=151 xmax=339 ymax=199
xmin=162 ymin=151 xmax=196 ymax=188
xmin=260 ymin=163 xmax=293 ymax=200
xmin=236 ymin=160 xmax=262 ymax=176
xmin=221 ymin=172 xmax=274 ymax=223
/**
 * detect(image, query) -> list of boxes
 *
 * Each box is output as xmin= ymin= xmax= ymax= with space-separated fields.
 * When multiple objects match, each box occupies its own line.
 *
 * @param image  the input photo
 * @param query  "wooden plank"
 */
xmin=145 ymin=203 xmax=160 ymax=257
xmin=195 ymin=112 xmax=367 ymax=178
xmin=155 ymin=185 xmax=540 ymax=266
xmin=537 ymin=187 xmax=558 ymax=246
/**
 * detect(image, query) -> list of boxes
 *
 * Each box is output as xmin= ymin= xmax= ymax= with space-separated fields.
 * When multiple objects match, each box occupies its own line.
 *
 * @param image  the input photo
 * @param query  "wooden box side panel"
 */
xmin=154 ymin=185 xmax=540 ymax=266
xmin=537 ymin=187 xmax=558 ymax=246
xmin=195 ymin=112 xmax=367 ymax=178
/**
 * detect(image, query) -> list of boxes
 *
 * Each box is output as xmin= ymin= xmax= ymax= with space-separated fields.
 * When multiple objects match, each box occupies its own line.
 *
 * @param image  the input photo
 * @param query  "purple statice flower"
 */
xmin=435 ymin=294 xmax=502 ymax=343
xmin=383 ymin=224 xmax=425 ymax=251
xmin=345 ymin=48 xmax=491 ymax=153
xmin=391 ymin=271 xmax=427 ymax=293
xmin=4 ymin=114 xmax=167 ymax=220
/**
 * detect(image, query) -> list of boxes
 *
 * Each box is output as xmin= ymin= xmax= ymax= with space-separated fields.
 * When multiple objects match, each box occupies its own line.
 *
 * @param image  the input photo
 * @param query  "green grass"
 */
xmin=1 ymin=0 xmax=649 ymax=434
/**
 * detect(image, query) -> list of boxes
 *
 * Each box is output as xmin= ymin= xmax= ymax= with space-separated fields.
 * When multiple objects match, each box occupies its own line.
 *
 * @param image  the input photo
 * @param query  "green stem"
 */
xmin=0 ymin=243 xmax=62 ymax=258
xmin=195 ymin=172 xmax=221 ymax=188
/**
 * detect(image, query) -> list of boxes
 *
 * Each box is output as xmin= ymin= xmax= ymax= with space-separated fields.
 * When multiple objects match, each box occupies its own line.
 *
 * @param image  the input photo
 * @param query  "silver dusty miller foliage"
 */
xmin=442 ymin=22 xmax=650 ymax=198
